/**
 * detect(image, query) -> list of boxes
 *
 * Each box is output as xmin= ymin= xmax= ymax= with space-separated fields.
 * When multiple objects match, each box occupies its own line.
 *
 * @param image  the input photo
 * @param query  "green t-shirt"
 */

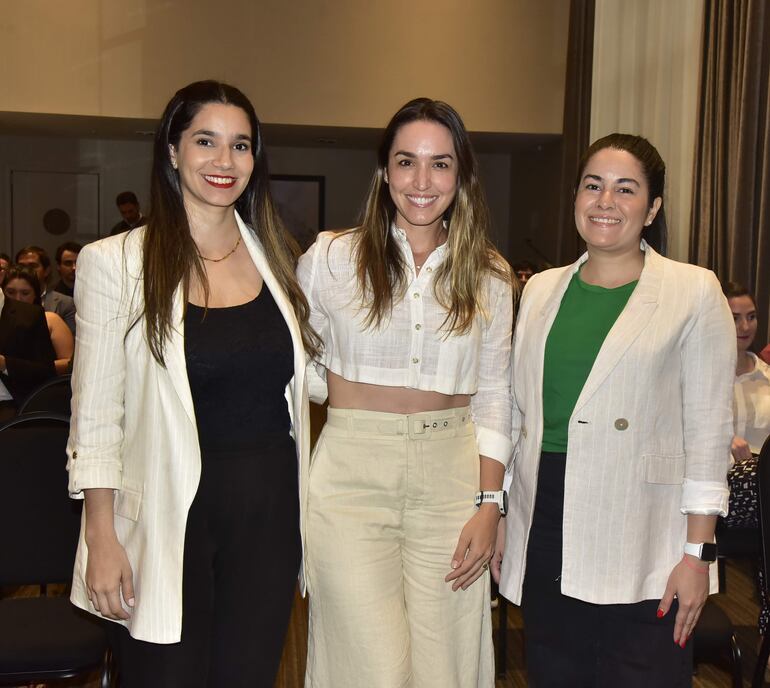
xmin=541 ymin=271 xmax=638 ymax=453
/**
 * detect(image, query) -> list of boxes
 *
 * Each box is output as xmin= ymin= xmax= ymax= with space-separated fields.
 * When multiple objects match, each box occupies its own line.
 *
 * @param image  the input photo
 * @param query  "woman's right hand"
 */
xmin=83 ymin=488 xmax=134 ymax=620
xmin=731 ymin=435 xmax=752 ymax=462
xmin=85 ymin=531 xmax=135 ymax=620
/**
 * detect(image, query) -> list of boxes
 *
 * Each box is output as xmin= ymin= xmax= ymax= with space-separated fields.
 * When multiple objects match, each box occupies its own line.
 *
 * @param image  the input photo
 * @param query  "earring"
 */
xmin=171 ymin=161 xmax=177 ymax=169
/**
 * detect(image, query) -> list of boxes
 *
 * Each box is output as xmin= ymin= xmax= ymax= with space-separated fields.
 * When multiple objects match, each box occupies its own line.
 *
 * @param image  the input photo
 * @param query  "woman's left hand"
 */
xmin=658 ymin=555 xmax=710 ymax=646
xmin=445 ymin=504 xmax=501 ymax=591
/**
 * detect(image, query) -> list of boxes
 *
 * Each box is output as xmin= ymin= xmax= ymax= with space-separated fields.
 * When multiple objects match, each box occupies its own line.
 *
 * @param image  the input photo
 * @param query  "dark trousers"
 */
xmin=521 ymin=452 xmax=692 ymax=688
xmin=107 ymin=437 xmax=302 ymax=688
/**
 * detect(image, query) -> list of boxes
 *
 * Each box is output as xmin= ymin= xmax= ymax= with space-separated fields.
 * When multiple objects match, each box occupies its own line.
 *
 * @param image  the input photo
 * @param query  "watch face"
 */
xmin=701 ymin=542 xmax=717 ymax=561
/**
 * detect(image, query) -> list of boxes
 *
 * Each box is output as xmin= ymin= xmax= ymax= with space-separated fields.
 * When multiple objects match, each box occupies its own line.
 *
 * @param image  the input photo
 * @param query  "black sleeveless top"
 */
xmin=184 ymin=287 xmax=294 ymax=457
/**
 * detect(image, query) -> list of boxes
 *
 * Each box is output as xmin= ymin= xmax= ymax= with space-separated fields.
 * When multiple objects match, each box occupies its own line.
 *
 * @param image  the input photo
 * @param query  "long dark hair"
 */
xmin=351 ymin=97 xmax=511 ymax=334
xmin=142 ymin=80 xmax=319 ymax=364
xmin=575 ymin=133 xmax=668 ymax=255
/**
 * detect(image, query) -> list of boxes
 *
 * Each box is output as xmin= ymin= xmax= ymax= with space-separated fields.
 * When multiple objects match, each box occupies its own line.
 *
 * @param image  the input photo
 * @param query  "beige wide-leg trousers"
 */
xmin=304 ymin=407 xmax=494 ymax=688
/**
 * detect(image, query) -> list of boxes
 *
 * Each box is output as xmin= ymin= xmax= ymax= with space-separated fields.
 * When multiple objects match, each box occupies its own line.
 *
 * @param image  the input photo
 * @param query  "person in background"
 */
xmin=67 ymin=80 xmax=316 ymax=688
xmin=720 ymin=282 xmax=770 ymax=634
xmin=4 ymin=265 xmax=74 ymax=376
xmin=0 ymin=287 xmax=56 ymax=421
xmin=109 ymin=191 xmax=146 ymax=236
xmin=54 ymin=241 xmax=82 ymax=298
xmin=497 ymin=133 xmax=735 ymax=687
xmin=15 ymin=245 xmax=76 ymax=334
xmin=512 ymin=259 xmax=537 ymax=285
xmin=299 ymin=97 xmax=514 ymax=687
xmin=0 ymin=253 xmax=10 ymax=288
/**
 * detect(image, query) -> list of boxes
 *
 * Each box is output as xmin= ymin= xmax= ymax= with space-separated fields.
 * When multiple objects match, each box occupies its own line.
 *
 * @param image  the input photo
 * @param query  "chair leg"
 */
xmin=754 ymin=633 xmax=770 ymax=688
xmin=496 ymin=596 xmax=508 ymax=677
xmin=729 ymin=634 xmax=743 ymax=688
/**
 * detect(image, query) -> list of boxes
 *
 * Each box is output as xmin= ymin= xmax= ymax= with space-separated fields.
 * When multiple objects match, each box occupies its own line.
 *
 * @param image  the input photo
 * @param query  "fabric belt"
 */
xmin=325 ymin=406 xmax=472 ymax=440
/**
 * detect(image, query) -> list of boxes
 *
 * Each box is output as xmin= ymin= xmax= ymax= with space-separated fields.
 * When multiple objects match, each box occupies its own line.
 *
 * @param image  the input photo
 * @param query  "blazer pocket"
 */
xmin=642 ymin=453 xmax=686 ymax=484
xmin=114 ymin=479 xmax=143 ymax=521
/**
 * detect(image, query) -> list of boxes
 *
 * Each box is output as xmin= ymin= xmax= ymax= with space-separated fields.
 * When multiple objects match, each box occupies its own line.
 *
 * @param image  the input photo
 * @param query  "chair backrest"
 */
xmin=0 ymin=413 xmax=81 ymax=586
xmin=17 ymin=374 xmax=72 ymax=416
xmin=756 ymin=436 xmax=770 ymax=597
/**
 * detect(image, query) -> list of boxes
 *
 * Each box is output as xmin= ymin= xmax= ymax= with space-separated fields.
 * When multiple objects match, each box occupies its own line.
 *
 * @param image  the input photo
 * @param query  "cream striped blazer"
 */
xmin=499 ymin=244 xmax=735 ymax=606
xmin=66 ymin=213 xmax=311 ymax=643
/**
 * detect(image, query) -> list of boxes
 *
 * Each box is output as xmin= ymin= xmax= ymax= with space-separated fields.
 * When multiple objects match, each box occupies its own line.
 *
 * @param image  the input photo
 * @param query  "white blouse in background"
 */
xmin=297 ymin=227 xmax=514 ymax=465
xmin=734 ymin=352 xmax=770 ymax=454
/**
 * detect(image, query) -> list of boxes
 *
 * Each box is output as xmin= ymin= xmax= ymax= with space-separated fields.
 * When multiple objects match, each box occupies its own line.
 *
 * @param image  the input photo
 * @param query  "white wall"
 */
xmin=0 ymin=0 xmax=569 ymax=134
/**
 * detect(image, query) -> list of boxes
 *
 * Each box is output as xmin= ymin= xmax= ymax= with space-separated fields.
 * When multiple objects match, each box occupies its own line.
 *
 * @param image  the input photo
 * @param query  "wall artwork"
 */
xmin=269 ymin=175 xmax=325 ymax=251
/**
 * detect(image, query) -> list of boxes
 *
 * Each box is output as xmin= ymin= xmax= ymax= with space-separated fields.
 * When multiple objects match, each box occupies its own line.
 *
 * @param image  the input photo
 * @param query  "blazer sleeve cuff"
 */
xmin=680 ymin=478 xmax=729 ymax=517
xmin=67 ymin=454 xmax=123 ymax=498
xmin=475 ymin=426 xmax=514 ymax=467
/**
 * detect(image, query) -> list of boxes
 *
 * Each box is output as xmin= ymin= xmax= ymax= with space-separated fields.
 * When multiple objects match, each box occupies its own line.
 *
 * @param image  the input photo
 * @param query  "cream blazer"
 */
xmin=66 ymin=213 xmax=311 ymax=643
xmin=499 ymin=244 xmax=735 ymax=606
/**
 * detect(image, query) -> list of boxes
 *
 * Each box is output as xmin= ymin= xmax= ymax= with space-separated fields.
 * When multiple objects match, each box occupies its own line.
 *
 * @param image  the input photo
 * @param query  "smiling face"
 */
xmin=169 ymin=102 xmax=254 ymax=214
xmin=385 ymin=120 xmax=458 ymax=234
xmin=574 ymin=147 xmax=662 ymax=256
xmin=728 ymin=294 xmax=758 ymax=354
xmin=4 ymin=277 xmax=37 ymax=304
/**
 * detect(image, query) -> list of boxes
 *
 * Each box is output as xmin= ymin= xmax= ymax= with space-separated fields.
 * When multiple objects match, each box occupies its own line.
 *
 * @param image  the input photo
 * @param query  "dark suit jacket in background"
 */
xmin=43 ymin=289 xmax=76 ymax=334
xmin=0 ymin=298 xmax=56 ymax=403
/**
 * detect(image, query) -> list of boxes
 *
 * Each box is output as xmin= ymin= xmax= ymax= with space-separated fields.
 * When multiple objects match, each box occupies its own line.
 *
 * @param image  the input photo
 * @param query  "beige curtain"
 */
xmin=591 ymin=0 xmax=704 ymax=262
xmin=690 ymin=0 xmax=770 ymax=346
xmin=555 ymin=0 xmax=595 ymax=266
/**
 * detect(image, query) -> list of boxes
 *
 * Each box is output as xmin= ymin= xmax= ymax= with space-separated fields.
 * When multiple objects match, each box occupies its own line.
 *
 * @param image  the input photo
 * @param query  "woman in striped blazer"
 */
xmin=495 ymin=134 xmax=735 ymax=687
xmin=66 ymin=81 xmax=318 ymax=687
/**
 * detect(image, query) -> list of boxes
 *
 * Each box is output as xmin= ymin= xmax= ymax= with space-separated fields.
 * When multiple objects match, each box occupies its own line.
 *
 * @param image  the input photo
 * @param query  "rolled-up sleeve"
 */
xmin=679 ymin=270 xmax=735 ymax=516
xmin=471 ymin=276 xmax=514 ymax=465
xmin=66 ymin=243 xmax=129 ymax=497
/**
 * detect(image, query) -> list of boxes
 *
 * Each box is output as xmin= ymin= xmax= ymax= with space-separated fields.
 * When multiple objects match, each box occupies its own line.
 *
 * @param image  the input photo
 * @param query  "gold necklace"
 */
xmin=198 ymin=235 xmax=241 ymax=263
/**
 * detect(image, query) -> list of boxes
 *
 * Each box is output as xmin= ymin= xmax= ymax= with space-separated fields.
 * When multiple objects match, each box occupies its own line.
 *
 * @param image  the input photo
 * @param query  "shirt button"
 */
xmin=413 ymin=292 xmax=420 ymax=299
xmin=614 ymin=418 xmax=629 ymax=431
xmin=415 ymin=324 xmax=421 ymax=330
xmin=426 ymin=267 xmax=433 ymax=272
xmin=412 ymin=357 xmax=419 ymax=364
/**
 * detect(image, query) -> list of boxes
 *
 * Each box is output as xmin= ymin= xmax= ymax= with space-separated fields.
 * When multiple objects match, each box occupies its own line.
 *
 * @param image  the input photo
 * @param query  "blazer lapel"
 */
xmin=163 ymin=286 xmax=197 ymax=426
xmin=572 ymin=245 xmax=663 ymax=415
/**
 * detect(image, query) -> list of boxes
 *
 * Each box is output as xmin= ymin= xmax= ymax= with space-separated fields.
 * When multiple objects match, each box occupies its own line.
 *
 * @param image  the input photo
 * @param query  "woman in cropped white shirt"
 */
xmin=298 ymin=98 xmax=514 ymax=688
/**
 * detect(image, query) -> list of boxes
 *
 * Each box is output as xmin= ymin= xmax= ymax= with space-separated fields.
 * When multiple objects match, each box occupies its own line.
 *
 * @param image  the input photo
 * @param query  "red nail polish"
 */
xmin=656 ymin=608 xmax=665 ymax=618
xmin=679 ymin=640 xmax=686 ymax=648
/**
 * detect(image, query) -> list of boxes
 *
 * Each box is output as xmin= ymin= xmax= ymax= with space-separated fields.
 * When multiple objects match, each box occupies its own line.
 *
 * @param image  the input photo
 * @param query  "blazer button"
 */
xmin=521 ymin=426 xmax=528 ymax=438
xmin=614 ymin=418 xmax=629 ymax=431
xmin=72 ymin=450 xmax=78 ymax=459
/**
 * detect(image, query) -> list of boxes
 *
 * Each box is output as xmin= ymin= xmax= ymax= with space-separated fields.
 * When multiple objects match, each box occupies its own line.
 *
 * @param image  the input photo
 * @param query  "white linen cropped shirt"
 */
xmin=297 ymin=227 xmax=513 ymax=465
xmin=734 ymin=353 xmax=770 ymax=454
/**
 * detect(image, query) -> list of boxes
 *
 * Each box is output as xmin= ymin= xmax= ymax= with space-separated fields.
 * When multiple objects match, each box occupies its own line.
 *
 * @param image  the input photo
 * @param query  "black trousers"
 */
xmin=521 ymin=452 xmax=692 ymax=688
xmin=107 ymin=437 xmax=302 ymax=688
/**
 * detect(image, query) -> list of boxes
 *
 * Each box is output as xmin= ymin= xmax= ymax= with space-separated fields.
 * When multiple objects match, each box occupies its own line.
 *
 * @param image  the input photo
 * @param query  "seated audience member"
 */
xmin=0 ymin=253 xmax=10 ymax=288
xmin=512 ymin=259 xmax=537 ymax=285
xmin=109 ymin=190 xmax=146 ymax=235
xmin=721 ymin=282 xmax=770 ymax=633
xmin=0 ymin=288 xmax=56 ymax=420
xmin=15 ymin=245 xmax=76 ymax=334
xmin=4 ymin=266 xmax=74 ymax=376
xmin=53 ymin=241 xmax=82 ymax=297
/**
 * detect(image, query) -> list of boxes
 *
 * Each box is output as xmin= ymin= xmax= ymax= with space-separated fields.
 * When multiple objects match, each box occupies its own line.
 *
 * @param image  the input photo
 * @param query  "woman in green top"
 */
xmin=495 ymin=134 xmax=735 ymax=687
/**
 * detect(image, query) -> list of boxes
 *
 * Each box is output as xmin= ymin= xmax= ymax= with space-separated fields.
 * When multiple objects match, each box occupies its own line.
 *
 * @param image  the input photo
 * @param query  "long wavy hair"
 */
xmin=350 ymin=97 xmax=512 ymax=334
xmin=140 ymin=80 xmax=319 ymax=364
xmin=575 ymin=133 xmax=668 ymax=255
